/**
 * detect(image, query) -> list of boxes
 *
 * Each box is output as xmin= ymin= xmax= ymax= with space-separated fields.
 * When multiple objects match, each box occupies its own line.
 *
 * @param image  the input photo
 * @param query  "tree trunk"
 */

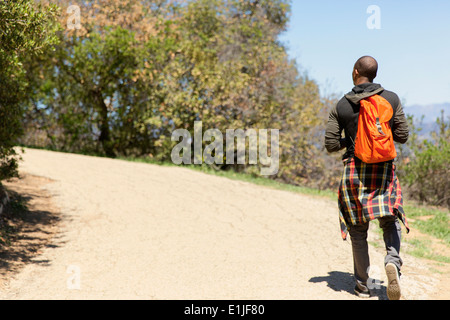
xmin=93 ymin=90 xmax=115 ymax=158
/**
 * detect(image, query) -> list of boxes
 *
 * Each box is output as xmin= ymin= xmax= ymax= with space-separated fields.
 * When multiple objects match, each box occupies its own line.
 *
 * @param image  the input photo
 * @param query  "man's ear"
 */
xmin=352 ymin=68 xmax=358 ymax=83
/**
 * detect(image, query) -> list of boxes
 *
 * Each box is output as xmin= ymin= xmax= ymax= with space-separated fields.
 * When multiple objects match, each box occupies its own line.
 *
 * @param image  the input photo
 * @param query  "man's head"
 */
xmin=352 ymin=56 xmax=378 ymax=85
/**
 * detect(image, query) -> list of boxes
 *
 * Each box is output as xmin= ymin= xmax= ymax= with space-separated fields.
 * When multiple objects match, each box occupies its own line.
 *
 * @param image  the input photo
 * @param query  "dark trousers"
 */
xmin=349 ymin=216 xmax=402 ymax=289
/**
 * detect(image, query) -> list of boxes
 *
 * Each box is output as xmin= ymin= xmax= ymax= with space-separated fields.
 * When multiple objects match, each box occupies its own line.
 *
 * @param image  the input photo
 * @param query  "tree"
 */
xmin=0 ymin=0 xmax=59 ymax=180
xmin=23 ymin=0 xmax=331 ymax=189
xmin=24 ymin=0 xmax=179 ymax=157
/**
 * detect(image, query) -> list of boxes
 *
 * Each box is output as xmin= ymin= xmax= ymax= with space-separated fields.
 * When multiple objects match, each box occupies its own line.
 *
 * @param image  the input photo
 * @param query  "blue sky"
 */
xmin=279 ymin=0 xmax=450 ymax=107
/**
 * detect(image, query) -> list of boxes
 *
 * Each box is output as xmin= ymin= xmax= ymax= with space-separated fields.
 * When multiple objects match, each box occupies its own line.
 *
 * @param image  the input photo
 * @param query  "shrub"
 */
xmin=0 ymin=0 xmax=59 ymax=181
xmin=402 ymin=112 xmax=450 ymax=208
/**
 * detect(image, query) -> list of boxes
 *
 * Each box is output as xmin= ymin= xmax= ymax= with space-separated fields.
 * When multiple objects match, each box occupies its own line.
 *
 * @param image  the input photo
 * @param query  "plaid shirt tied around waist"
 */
xmin=338 ymin=157 xmax=410 ymax=240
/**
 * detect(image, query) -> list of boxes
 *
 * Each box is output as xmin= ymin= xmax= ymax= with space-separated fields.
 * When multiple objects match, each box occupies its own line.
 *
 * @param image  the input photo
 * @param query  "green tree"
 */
xmin=23 ymin=0 xmax=329 ymax=190
xmin=0 ymin=0 xmax=59 ymax=180
xmin=24 ymin=0 xmax=179 ymax=157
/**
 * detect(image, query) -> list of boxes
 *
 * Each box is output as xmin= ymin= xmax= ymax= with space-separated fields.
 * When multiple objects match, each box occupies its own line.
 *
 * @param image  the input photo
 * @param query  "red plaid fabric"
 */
xmin=338 ymin=157 xmax=409 ymax=240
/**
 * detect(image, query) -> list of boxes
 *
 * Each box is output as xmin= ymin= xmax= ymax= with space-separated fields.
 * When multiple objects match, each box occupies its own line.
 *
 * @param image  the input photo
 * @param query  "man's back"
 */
xmin=325 ymin=82 xmax=409 ymax=160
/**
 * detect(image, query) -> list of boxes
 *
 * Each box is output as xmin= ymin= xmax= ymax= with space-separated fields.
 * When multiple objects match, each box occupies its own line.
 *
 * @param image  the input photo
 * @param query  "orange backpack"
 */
xmin=354 ymin=95 xmax=397 ymax=163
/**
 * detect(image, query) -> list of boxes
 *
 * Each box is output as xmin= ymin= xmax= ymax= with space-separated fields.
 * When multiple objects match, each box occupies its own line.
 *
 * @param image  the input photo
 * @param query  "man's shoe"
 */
xmin=385 ymin=263 xmax=401 ymax=300
xmin=354 ymin=284 xmax=371 ymax=298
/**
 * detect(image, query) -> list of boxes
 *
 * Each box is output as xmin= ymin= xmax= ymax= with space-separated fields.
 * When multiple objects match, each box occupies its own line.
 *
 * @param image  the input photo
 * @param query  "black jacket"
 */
xmin=325 ymin=83 xmax=409 ymax=159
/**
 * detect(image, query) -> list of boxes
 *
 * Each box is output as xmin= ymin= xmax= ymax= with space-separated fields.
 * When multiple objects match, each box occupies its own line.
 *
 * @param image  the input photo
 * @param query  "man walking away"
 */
xmin=325 ymin=56 xmax=410 ymax=300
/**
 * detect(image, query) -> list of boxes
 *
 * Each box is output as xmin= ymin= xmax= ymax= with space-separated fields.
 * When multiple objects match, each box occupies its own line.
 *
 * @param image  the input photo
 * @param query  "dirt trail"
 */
xmin=0 ymin=148 xmax=447 ymax=299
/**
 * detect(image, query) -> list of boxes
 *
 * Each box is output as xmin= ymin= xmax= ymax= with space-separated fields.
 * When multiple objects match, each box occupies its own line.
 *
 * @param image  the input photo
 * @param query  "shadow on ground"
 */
xmin=0 ymin=174 xmax=62 ymax=282
xmin=309 ymin=271 xmax=388 ymax=300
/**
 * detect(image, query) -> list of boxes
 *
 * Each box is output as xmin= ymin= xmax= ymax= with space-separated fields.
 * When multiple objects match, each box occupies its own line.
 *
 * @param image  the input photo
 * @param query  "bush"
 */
xmin=401 ymin=112 xmax=450 ymax=208
xmin=0 ymin=0 xmax=59 ymax=181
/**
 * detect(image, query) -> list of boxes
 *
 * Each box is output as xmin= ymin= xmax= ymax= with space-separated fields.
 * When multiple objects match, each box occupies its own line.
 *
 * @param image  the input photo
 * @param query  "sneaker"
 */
xmin=354 ymin=284 xmax=371 ymax=298
xmin=385 ymin=263 xmax=401 ymax=300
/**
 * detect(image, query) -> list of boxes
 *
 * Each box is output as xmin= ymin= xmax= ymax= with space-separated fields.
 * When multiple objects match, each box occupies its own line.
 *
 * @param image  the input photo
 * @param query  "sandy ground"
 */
xmin=0 ymin=148 xmax=447 ymax=300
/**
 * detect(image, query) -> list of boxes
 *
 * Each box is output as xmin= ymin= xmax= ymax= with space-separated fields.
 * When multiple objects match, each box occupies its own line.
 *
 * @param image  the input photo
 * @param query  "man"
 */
xmin=325 ymin=56 xmax=410 ymax=300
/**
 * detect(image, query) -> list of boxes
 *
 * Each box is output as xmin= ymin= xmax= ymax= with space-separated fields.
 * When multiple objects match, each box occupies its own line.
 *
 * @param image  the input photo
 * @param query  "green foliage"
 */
xmin=401 ymin=112 xmax=450 ymax=208
xmin=22 ymin=0 xmax=330 ymax=189
xmin=0 ymin=0 xmax=59 ymax=180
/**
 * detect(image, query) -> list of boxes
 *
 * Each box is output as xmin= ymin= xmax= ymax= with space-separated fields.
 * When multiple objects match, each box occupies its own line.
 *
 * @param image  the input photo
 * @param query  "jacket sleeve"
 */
xmin=392 ymin=102 xmax=409 ymax=144
xmin=325 ymin=104 xmax=346 ymax=153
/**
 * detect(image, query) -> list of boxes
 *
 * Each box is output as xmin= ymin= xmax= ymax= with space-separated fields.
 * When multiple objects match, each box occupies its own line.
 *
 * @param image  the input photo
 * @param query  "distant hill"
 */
xmin=403 ymin=102 xmax=449 ymax=138
xmin=404 ymin=102 xmax=449 ymax=123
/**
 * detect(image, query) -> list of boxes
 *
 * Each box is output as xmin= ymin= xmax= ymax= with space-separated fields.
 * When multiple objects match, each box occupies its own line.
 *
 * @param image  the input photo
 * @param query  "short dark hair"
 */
xmin=354 ymin=56 xmax=378 ymax=82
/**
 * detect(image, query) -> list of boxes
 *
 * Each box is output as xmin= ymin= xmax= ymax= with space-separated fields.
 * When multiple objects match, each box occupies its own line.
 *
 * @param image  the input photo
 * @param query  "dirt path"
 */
xmin=0 ymin=148 xmax=447 ymax=299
